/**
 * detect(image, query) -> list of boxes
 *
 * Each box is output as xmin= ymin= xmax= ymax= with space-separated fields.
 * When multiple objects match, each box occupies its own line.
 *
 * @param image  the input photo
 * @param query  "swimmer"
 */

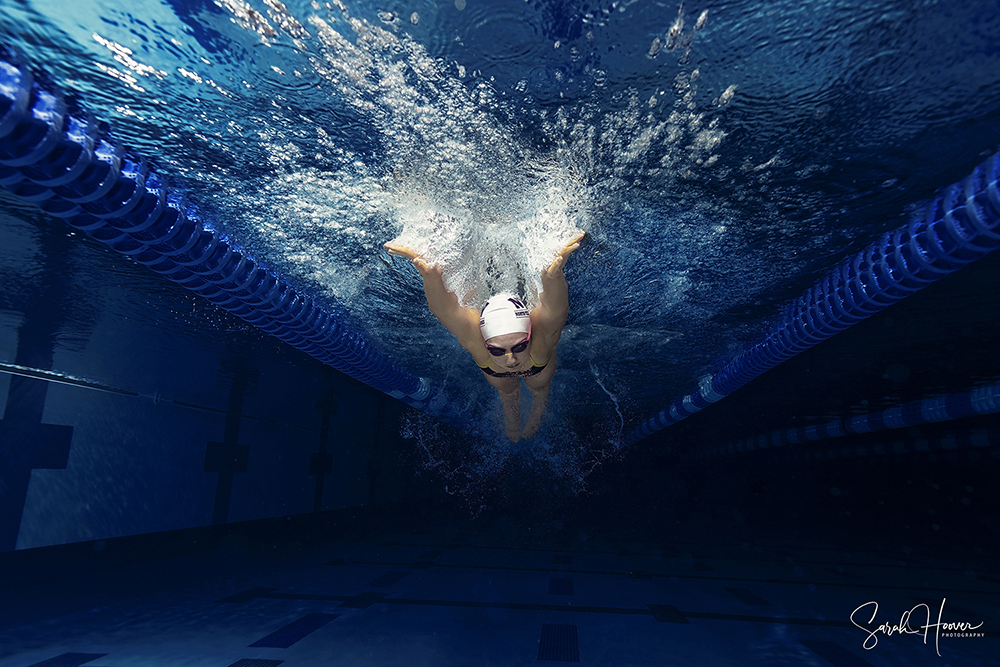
xmin=385 ymin=232 xmax=584 ymax=442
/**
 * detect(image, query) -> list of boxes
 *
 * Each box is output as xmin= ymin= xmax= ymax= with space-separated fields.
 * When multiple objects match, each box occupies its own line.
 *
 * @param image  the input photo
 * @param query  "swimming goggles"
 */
xmin=486 ymin=338 xmax=530 ymax=356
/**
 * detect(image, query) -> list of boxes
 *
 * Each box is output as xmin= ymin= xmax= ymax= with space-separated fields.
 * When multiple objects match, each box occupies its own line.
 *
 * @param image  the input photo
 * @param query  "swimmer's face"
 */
xmin=485 ymin=332 xmax=531 ymax=368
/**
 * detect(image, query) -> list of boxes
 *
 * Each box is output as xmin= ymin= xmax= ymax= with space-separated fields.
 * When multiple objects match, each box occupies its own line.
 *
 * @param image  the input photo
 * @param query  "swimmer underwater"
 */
xmin=385 ymin=232 xmax=584 ymax=442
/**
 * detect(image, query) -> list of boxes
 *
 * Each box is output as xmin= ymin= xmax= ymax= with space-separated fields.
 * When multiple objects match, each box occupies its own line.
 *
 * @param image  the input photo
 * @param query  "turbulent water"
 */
xmin=3 ymin=0 xmax=1000 ymax=504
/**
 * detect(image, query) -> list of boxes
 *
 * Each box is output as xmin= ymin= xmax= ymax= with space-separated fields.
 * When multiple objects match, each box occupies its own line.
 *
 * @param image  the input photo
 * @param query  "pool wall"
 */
xmin=0 ymin=198 xmax=440 ymax=553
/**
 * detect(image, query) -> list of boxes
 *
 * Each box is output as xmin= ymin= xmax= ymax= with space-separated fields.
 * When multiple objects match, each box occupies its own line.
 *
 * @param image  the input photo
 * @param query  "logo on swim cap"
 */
xmin=479 ymin=293 xmax=531 ymax=340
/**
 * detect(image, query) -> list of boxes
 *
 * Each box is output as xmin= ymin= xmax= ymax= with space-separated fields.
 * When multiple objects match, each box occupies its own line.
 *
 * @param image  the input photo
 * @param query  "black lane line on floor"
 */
xmin=538 ymin=624 xmax=580 ymax=662
xmin=219 ymin=588 xmax=859 ymax=628
xmin=338 ymin=592 xmax=387 ymax=609
xmin=249 ymin=613 xmax=339 ymax=648
xmin=799 ymin=640 xmax=875 ymax=667
xmin=228 ymin=660 xmax=284 ymax=667
xmin=409 ymin=560 xmax=436 ymax=569
xmin=665 ymin=609 xmax=851 ymax=628
xmin=27 ymin=654 xmax=108 ymax=667
xmin=724 ymin=587 xmax=775 ymax=607
xmin=218 ymin=587 xmax=280 ymax=603
xmin=325 ymin=558 xmax=994 ymax=596
xmin=825 ymin=567 xmax=865 ymax=580
xmin=219 ymin=588 xmax=1000 ymax=637
xmin=370 ymin=598 xmax=655 ymax=617
xmin=548 ymin=578 xmax=574 ymax=595
xmin=368 ymin=571 xmax=409 ymax=588
xmin=378 ymin=540 xmax=990 ymax=576
xmin=325 ymin=558 xmax=617 ymax=577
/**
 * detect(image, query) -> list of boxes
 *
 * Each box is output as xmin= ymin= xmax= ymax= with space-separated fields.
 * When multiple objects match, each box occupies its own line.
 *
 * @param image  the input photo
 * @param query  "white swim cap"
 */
xmin=479 ymin=293 xmax=531 ymax=340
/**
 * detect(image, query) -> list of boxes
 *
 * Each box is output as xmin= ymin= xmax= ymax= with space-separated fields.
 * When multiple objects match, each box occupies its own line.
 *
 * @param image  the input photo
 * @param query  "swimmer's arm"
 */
xmin=532 ymin=232 xmax=584 ymax=336
xmin=385 ymin=243 xmax=482 ymax=350
xmin=534 ymin=261 xmax=570 ymax=332
xmin=417 ymin=259 xmax=483 ymax=349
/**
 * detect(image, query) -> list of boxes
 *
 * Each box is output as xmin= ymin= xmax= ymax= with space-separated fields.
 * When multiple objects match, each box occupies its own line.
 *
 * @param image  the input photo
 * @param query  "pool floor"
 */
xmin=0 ymin=519 xmax=995 ymax=666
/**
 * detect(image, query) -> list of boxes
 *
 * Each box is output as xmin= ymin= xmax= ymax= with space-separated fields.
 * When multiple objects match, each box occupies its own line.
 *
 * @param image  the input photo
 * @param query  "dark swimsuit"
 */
xmin=478 ymin=355 xmax=548 ymax=379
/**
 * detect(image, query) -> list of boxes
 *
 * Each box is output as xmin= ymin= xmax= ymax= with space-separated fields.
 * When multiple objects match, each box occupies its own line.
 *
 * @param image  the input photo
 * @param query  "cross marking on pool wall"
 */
xmin=309 ymin=383 xmax=338 ymax=512
xmin=0 ymin=236 xmax=77 ymax=553
xmin=204 ymin=361 xmax=254 ymax=525
xmin=0 ymin=373 xmax=74 ymax=551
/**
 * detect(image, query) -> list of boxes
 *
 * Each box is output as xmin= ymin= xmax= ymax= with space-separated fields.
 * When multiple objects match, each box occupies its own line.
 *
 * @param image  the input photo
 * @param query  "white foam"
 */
xmin=202 ymin=1 xmax=739 ymax=495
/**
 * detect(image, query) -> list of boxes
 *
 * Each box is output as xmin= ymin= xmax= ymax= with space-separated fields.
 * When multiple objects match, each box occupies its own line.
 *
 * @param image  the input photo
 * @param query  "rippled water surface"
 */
xmin=3 ymin=0 xmax=1000 ymax=494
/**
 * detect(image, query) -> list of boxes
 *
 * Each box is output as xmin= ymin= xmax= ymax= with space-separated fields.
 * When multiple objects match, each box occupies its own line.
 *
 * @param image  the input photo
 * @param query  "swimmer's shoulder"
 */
xmin=455 ymin=307 xmax=492 ymax=366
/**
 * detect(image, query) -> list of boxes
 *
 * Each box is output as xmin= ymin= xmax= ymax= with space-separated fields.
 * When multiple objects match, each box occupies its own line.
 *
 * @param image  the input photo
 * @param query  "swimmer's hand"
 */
xmin=384 ymin=242 xmax=421 ymax=261
xmin=544 ymin=231 xmax=586 ymax=277
xmin=385 ymin=242 xmax=437 ymax=277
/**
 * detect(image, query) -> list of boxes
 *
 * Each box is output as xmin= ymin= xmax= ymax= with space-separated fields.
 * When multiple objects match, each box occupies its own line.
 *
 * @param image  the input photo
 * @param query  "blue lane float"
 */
xmin=699 ymin=381 xmax=1000 ymax=460
xmin=625 ymin=149 xmax=1000 ymax=445
xmin=0 ymin=49 xmax=444 ymax=414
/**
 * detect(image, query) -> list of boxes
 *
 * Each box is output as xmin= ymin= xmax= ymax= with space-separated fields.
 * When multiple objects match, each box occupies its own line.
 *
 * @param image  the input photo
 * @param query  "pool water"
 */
xmin=3 ymin=0 xmax=1000 ymax=473
xmin=1 ymin=2 xmax=999 ymax=663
